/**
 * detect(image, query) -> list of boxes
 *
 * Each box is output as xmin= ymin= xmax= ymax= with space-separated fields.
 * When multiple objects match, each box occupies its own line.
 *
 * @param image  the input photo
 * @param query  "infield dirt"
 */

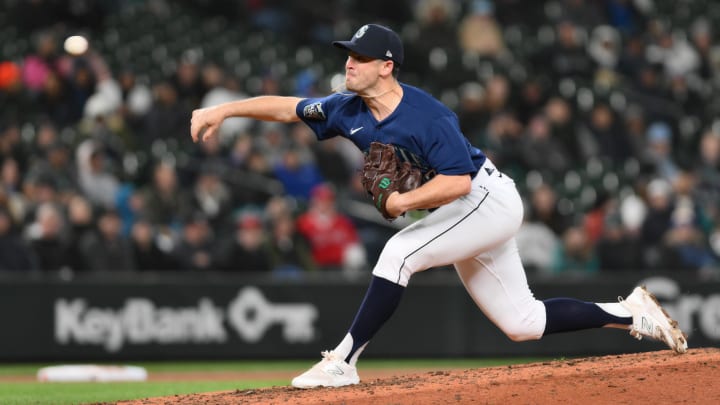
xmin=120 ymin=347 xmax=719 ymax=404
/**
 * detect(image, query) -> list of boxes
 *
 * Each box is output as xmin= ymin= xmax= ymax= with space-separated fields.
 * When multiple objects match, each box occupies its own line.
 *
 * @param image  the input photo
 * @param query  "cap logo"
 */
xmin=386 ymin=50 xmax=393 ymax=58
xmin=354 ymin=25 xmax=369 ymax=39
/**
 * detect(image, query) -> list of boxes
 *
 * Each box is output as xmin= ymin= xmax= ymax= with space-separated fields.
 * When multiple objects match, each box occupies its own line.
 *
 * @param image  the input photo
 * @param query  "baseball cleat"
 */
xmin=619 ymin=286 xmax=688 ymax=354
xmin=291 ymin=350 xmax=360 ymax=389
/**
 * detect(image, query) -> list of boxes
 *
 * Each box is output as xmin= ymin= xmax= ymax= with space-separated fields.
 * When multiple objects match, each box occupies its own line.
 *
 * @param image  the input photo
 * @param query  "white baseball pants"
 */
xmin=373 ymin=158 xmax=547 ymax=341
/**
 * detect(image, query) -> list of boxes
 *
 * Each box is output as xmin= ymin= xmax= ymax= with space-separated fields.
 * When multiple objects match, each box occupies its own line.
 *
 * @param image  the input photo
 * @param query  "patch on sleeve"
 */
xmin=302 ymin=102 xmax=326 ymax=120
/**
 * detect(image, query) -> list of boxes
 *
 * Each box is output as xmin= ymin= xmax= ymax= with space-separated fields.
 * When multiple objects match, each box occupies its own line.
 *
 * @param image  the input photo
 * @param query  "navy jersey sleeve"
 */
xmin=296 ymin=95 xmax=343 ymax=141
xmin=424 ymin=115 xmax=477 ymax=176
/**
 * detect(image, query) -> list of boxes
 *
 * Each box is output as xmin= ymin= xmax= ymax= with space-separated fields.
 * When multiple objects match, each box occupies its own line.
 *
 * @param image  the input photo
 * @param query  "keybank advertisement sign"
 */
xmin=50 ymin=276 xmax=720 ymax=354
xmin=0 ymin=274 xmax=716 ymax=360
xmin=54 ymin=287 xmax=318 ymax=352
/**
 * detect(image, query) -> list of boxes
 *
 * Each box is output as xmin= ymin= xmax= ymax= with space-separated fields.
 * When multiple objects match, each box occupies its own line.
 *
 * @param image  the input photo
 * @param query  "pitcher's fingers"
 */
xmin=190 ymin=120 xmax=203 ymax=143
xmin=201 ymin=125 xmax=218 ymax=143
xmin=190 ymin=109 xmax=209 ymax=143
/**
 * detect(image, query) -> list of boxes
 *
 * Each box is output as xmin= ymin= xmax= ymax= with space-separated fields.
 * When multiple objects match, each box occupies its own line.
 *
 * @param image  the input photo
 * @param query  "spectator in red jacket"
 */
xmin=296 ymin=184 xmax=366 ymax=272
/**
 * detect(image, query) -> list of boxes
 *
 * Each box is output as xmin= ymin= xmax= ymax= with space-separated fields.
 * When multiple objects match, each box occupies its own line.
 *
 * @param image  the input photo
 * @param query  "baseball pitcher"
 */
xmin=190 ymin=23 xmax=687 ymax=389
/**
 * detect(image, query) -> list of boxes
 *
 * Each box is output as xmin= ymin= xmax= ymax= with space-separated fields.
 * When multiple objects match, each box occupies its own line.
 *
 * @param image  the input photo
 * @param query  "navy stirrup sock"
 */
xmin=543 ymin=298 xmax=631 ymax=335
xmin=345 ymin=276 xmax=405 ymax=363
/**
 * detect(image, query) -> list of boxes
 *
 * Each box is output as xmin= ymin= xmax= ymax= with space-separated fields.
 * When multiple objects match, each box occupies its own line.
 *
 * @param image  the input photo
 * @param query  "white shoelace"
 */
xmin=320 ymin=350 xmax=343 ymax=362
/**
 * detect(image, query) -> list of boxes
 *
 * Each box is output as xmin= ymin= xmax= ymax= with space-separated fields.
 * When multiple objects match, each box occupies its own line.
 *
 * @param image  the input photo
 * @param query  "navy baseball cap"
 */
xmin=333 ymin=24 xmax=404 ymax=66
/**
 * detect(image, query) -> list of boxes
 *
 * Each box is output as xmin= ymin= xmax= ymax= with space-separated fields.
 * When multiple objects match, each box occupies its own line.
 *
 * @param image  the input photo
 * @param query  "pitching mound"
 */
xmin=122 ymin=348 xmax=719 ymax=404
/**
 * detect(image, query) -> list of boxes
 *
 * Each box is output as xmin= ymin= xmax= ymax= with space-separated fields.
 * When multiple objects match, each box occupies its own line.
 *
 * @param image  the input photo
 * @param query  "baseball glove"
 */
xmin=361 ymin=142 xmax=422 ymax=220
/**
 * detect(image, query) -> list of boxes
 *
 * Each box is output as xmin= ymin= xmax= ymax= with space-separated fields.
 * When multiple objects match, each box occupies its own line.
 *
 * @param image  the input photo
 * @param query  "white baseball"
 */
xmin=64 ymin=35 xmax=89 ymax=55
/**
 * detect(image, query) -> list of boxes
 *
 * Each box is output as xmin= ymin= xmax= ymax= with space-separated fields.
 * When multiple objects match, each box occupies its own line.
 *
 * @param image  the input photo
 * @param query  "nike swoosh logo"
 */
xmin=350 ymin=127 xmax=363 ymax=135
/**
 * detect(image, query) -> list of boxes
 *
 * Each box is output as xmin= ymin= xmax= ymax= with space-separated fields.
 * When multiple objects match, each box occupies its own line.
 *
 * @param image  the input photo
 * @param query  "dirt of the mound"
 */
xmin=119 ymin=348 xmax=719 ymax=405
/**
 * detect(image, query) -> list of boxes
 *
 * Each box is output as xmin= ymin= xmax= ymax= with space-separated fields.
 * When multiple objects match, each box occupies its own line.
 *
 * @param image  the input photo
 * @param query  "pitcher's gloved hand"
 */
xmin=361 ymin=142 xmax=422 ymax=220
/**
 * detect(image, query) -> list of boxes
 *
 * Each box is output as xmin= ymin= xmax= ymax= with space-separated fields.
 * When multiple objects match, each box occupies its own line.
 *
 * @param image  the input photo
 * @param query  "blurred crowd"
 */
xmin=0 ymin=0 xmax=719 ymax=277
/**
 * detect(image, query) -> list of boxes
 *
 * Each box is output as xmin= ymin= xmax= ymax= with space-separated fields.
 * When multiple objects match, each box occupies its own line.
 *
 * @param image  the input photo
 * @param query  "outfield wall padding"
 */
xmin=0 ymin=271 xmax=717 ymax=361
